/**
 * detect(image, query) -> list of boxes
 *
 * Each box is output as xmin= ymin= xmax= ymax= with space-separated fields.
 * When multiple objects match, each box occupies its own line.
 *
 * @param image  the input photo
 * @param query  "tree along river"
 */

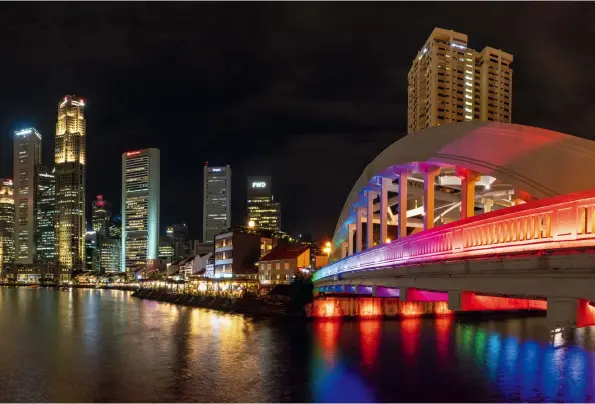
xmin=0 ymin=287 xmax=594 ymax=402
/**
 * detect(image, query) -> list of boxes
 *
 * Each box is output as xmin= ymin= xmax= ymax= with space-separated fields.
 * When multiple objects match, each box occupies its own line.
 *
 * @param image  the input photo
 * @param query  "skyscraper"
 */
xmin=35 ymin=166 xmax=56 ymax=266
xmin=407 ymin=27 xmax=513 ymax=133
xmin=100 ymin=238 xmax=121 ymax=272
xmin=13 ymin=128 xmax=42 ymax=265
xmin=55 ymin=95 xmax=86 ymax=279
xmin=203 ymin=164 xmax=231 ymax=243
xmin=122 ymin=149 xmax=160 ymax=273
xmin=166 ymin=223 xmax=189 ymax=259
xmin=247 ymin=176 xmax=281 ymax=231
xmin=0 ymin=179 xmax=15 ymax=274
xmin=92 ymin=195 xmax=112 ymax=238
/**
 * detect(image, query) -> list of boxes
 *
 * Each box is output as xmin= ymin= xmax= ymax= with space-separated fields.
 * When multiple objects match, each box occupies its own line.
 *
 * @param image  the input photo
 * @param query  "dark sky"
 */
xmin=0 ymin=2 xmax=593 ymax=240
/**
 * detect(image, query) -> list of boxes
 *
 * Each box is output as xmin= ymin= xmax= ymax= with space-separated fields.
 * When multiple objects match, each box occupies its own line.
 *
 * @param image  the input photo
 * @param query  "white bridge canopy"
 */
xmin=331 ymin=121 xmax=595 ymax=257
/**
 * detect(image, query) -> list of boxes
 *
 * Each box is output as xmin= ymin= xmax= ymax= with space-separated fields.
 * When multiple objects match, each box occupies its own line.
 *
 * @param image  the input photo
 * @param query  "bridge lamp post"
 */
xmin=323 ymin=242 xmax=331 ymax=256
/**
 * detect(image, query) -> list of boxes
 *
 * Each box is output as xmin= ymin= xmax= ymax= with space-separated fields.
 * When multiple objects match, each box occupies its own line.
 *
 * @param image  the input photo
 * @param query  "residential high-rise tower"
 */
xmin=13 ymin=128 xmax=42 ymax=265
xmin=55 ymin=95 xmax=86 ymax=279
xmin=407 ymin=28 xmax=513 ymax=133
xmin=122 ymin=149 xmax=160 ymax=273
xmin=203 ymin=164 xmax=231 ymax=243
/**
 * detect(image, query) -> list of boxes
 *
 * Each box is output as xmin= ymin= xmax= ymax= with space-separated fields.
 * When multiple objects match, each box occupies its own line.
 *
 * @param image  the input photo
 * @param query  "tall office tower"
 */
xmin=247 ymin=176 xmax=281 ymax=231
xmin=407 ymin=28 xmax=513 ymax=133
xmin=55 ymin=95 xmax=86 ymax=278
xmin=122 ymin=149 xmax=160 ymax=273
xmin=35 ymin=166 xmax=56 ymax=265
xmin=85 ymin=231 xmax=100 ymax=271
xmin=203 ymin=164 xmax=231 ymax=243
xmin=13 ymin=128 xmax=42 ymax=265
xmin=92 ymin=195 xmax=112 ymax=237
xmin=100 ymin=238 xmax=121 ymax=272
xmin=166 ymin=223 xmax=189 ymax=259
xmin=0 ymin=179 xmax=15 ymax=273
xmin=109 ymin=214 xmax=122 ymax=239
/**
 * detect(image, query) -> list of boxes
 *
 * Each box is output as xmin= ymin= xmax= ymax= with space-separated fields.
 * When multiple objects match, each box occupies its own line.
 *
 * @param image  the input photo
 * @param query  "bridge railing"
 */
xmin=313 ymin=190 xmax=595 ymax=282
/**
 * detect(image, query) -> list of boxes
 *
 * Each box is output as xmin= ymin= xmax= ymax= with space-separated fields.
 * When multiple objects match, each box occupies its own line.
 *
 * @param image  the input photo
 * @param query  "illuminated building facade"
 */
xmin=166 ymin=223 xmax=189 ymax=259
xmin=258 ymin=245 xmax=311 ymax=285
xmin=100 ymin=238 xmax=121 ymax=272
xmin=55 ymin=95 xmax=86 ymax=279
xmin=35 ymin=166 xmax=56 ymax=265
xmin=122 ymin=148 xmax=160 ymax=273
xmin=85 ymin=231 xmax=100 ymax=271
xmin=203 ymin=164 xmax=231 ymax=243
xmin=0 ymin=179 xmax=15 ymax=274
xmin=13 ymin=128 xmax=42 ymax=265
xmin=247 ymin=176 xmax=281 ymax=231
xmin=408 ymin=28 xmax=513 ymax=133
xmin=92 ymin=195 xmax=112 ymax=237
xmin=109 ymin=214 xmax=122 ymax=238
xmin=158 ymin=236 xmax=174 ymax=262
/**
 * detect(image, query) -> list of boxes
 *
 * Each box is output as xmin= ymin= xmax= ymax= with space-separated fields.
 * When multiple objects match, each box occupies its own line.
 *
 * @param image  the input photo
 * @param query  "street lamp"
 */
xmin=322 ymin=241 xmax=331 ymax=256
xmin=248 ymin=220 xmax=255 ymax=228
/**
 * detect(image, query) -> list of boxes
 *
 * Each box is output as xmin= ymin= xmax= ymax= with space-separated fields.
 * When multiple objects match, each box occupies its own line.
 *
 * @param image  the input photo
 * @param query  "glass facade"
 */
xmin=122 ymin=149 xmax=160 ymax=273
xmin=55 ymin=96 xmax=86 ymax=275
xmin=13 ymin=128 xmax=42 ymax=265
xmin=0 ymin=179 xmax=15 ymax=271
xmin=35 ymin=166 xmax=56 ymax=265
xmin=100 ymin=238 xmax=121 ymax=272
xmin=247 ymin=176 xmax=281 ymax=231
xmin=92 ymin=195 xmax=112 ymax=238
xmin=203 ymin=165 xmax=231 ymax=243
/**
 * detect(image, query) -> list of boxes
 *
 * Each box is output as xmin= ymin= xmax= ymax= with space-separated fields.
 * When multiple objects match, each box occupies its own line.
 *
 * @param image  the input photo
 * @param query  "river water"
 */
xmin=0 ymin=287 xmax=594 ymax=402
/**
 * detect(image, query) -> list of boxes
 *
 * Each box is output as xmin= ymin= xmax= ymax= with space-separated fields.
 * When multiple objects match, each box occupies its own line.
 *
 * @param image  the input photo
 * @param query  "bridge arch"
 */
xmin=331 ymin=121 xmax=595 ymax=259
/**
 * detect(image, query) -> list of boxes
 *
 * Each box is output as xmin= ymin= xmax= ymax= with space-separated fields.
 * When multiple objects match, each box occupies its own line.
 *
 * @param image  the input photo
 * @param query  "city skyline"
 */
xmin=0 ymin=3 xmax=592 ymax=240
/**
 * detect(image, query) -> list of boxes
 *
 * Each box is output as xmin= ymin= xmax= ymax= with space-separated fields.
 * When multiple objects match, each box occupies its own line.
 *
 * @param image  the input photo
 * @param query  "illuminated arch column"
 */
xmin=423 ymin=166 xmax=441 ymax=230
xmin=365 ymin=190 xmax=376 ymax=249
xmin=456 ymin=168 xmax=481 ymax=219
xmin=380 ymin=177 xmax=391 ymax=244
xmin=341 ymin=242 xmax=348 ymax=259
xmin=347 ymin=224 xmax=356 ymax=256
xmin=355 ymin=206 xmax=364 ymax=253
xmin=398 ymin=170 xmax=409 ymax=239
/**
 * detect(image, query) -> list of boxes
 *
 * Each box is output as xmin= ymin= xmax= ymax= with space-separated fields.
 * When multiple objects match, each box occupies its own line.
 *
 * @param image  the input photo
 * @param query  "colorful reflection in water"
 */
xmin=2 ymin=288 xmax=595 ymax=402
xmin=455 ymin=321 xmax=595 ymax=402
xmin=311 ymin=320 xmax=374 ymax=402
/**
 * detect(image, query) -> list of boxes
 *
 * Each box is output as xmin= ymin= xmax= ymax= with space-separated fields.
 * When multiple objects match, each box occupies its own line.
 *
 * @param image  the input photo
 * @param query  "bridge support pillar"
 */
xmin=398 ymin=170 xmax=409 ymax=239
xmin=423 ymin=166 xmax=441 ymax=230
xmin=456 ymin=169 xmax=481 ymax=219
xmin=547 ymin=297 xmax=595 ymax=329
xmin=365 ymin=191 xmax=376 ymax=249
xmin=347 ymin=224 xmax=355 ymax=256
xmin=356 ymin=207 xmax=364 ymax=253
xmin=341 ymin=242 xmax=348 ymax=259
xmin=380 ymin=177 xmax=391 ymax=244
xmin=448 ymin=291 xmax=463 ymax=311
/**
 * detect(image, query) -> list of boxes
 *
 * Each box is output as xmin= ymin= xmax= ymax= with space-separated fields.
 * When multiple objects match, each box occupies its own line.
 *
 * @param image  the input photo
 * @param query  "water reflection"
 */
xmin=1 ymin=288 xmax=595 ymax=402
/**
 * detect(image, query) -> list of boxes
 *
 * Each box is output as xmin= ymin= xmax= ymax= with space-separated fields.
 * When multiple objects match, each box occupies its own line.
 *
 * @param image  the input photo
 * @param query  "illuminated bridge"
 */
xmin=312 ymin=121 xmax=595 ymax=329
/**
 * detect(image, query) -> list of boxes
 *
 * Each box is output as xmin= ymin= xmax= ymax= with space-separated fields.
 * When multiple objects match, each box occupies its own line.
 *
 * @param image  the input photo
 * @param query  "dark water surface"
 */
xmin=1 ymin=288 xmax=594 ymax=402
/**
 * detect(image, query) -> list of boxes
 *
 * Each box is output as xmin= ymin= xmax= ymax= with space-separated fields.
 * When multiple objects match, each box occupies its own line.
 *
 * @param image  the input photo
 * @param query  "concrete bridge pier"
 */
xmin=547 ymin=298 xmax=595 ymax=329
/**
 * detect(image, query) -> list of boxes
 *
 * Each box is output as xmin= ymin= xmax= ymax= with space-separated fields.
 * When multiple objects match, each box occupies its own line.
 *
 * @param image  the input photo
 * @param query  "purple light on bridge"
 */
xmin=374 ymin=286 xmax=400 ymax=298
xmin=357 ymin=286 xmax=373 ymax=295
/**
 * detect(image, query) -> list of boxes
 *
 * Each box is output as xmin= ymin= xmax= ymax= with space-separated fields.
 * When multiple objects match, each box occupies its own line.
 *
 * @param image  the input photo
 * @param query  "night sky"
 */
xmin=0 ymin=3 xmax=592 ymax=240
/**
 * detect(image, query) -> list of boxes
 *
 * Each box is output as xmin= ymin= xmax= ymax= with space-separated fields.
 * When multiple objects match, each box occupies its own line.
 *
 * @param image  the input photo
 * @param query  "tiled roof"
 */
xmin=259 ymin=245 xmax=309 ymax=262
